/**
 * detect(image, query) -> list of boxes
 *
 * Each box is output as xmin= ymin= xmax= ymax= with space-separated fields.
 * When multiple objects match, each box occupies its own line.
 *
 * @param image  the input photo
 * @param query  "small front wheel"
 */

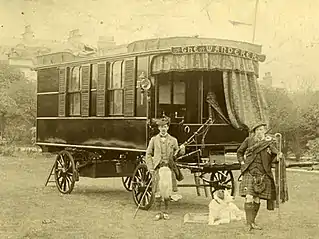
xmin=131 ymin=164 xmax=154 ymax=210
xmin=54 ymin=150 xmax=76 ymax=194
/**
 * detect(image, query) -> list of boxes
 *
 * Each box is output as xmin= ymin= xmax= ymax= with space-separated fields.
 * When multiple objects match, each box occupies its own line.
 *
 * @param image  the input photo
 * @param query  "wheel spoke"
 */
xmin=224 ymin=179 xmax=232 ymax=184
xmin=59 ymin=176 xmax=65 ymax=188
xmin=127 ymin=177 xmax=132 ymax=188
xmin=137 ymin=169 xmax=142 ymax=180
xmin=57 ymin=156 xmax=64 ymax=167
xmin=65 ymin=177 xmax=71 ymax=189
xmin=142 ymin=168 xmax=147 ymax=179
xmin=66 ymin=174 xmax=73 ymax=183
xmin=56 ymin=173 xmax=64 ymax=181
xmin=145 ymin=191 xmax=152 ymax=200
xmin=133 ymin=186 xmax=139 ymax=194
xmin=134 ymin=175 xmax=142 ymax=183
xmin=66 ymin=159 xmax=72 ymax=171
xmin=137 ymin=192 xmax=143 ymax=203
xmin=124 ymin=177 xmax=130 ymax=184
xmin=63 ymin=178 xmax=67 ymax=191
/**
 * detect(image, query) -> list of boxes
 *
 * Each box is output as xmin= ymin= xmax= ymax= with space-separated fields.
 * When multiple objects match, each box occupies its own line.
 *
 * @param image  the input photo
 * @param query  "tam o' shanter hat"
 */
xmin=251 ymin=122 xmax=267 ymax=132
xmin=156 ymin=116 xmax=171 ymax=126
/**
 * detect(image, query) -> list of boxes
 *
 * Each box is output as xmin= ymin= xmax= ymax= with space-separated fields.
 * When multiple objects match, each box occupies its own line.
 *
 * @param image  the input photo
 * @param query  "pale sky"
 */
xmin=1 ymin=0 xmax=319 ymax=90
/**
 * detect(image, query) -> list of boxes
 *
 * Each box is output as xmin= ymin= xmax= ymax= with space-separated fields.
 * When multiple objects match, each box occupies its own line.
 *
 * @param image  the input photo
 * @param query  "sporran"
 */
xmin=252 ymin=174 xmax=266 ymax=194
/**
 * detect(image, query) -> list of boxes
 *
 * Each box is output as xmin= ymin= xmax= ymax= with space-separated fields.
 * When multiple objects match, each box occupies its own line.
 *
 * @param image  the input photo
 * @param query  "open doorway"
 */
xmin=155 ymin=71 xmax=229 ymax=124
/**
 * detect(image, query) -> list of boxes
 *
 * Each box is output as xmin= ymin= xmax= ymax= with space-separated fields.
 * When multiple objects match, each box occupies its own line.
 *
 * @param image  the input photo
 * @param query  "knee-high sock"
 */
xmin=156 ymin=197 xmax=162 ymax=211
xmin=164 ymin=199 xmax=169 ymax=213
xmin=244 ymin=202 xmax=254 ymax=225
xmin=252 ymin=202 xmax=260 ymax=223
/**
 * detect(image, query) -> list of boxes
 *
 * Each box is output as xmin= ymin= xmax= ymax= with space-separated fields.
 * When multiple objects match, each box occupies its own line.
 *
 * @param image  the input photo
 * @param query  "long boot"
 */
xmin=244 ymin=202 xmax=254 ymax=231
xmin=251 ymin=202 xmax=262 ymax=230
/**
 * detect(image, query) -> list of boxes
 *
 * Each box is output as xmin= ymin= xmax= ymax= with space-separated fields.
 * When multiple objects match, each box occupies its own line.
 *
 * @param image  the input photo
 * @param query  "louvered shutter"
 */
xmin=81 ymin=64 xmax=90 ymax=117
xmin=58 ymin=67 xmax=67 ymax=116
xmin=123 ymin=59 xmax=136 ymax=116
xmin=96 ymin=62 xmax=108 ymax=116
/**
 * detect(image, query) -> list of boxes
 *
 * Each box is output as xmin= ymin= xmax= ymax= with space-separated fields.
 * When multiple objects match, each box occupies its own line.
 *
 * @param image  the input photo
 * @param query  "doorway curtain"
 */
xmin=223 ymin=71 xmax=269 ymax=131
xmin=151 ymin=53 xmax=269 ymax=131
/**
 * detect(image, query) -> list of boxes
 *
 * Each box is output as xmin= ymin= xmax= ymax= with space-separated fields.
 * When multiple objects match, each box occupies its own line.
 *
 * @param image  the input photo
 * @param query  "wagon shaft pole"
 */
xmin=175 ymin=149 xmax=201 ymax=161
xmin=181 ymin=118 xmax=212 ymax=146
xmin=286 ymin=161 xmax=319 ymax=168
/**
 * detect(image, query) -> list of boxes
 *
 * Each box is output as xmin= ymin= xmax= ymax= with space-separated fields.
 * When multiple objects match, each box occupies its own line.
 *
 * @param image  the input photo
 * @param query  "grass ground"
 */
xmin=0 ymin=152 xmax=318 ymax=239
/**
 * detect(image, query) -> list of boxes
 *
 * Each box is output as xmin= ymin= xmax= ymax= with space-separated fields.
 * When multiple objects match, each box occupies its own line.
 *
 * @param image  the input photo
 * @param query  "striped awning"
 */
xmin=151 ymin=53 xmax=259 ymax=76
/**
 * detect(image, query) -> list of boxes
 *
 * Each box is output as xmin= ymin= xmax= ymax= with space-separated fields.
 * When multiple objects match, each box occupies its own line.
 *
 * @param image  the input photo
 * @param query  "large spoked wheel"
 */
xmin=210 ymin=170 xmax=235 ymax=198
xmin=54 ymin=150 xmax=76 ymax=194
xmin=122 ymin=177 xmax=133 ymax=191
xmin=131 ymin=164 xmax=154 ymax=210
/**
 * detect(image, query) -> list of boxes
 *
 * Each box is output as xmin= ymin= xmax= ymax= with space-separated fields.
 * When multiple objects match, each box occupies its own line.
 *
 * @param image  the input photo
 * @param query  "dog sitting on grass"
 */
xmin=208 ymin=189 xmax=245 ymax=225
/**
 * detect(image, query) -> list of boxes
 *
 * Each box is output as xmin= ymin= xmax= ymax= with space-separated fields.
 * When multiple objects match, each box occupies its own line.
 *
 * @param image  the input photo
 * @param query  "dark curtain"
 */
xmin=223 ymin=71 xmax=269 ymax=131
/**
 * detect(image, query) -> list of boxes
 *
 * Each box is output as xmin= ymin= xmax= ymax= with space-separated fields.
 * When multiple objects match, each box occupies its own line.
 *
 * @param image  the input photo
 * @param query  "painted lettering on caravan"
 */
xmin=171 ymin=45 xmax=263 ymax=62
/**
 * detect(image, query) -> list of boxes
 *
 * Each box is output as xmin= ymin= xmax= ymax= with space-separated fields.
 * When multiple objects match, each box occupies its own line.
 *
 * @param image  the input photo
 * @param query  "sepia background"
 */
xmin=1 ymin=0 xmax=318 ymax=159
xmin=0 ymin=1 xmax=318 ymax=239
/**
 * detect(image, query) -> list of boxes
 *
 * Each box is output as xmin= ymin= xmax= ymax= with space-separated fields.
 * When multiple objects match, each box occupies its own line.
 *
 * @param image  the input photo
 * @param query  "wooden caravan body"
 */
xmin=36 ymin=37 xmax=268 ymax=203
xmin=36 ymin=37 xmax=266 ymax=155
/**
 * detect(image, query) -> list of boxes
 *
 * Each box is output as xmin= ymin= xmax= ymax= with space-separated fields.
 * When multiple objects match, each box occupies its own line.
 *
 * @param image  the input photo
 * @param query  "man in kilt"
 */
xmin=146 ymin=116 xmax=185 ymax=221
xmin=237 ymin=122 xmax=283 ymax=231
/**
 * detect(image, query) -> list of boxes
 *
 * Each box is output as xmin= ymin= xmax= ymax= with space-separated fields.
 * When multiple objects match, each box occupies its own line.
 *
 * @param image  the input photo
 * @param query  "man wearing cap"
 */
xmin=237 ymin=122 xmax=283 ymax=231
xmin=146 ymin=116 xmax=185 ymax=220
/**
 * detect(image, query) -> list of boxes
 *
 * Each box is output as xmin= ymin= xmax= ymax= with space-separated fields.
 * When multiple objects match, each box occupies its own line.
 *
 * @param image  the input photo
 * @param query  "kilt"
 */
xmin=239 ymin=172 xmax=276 ymax=200
xmin=152 ymin=166 xmax=178 ymax=197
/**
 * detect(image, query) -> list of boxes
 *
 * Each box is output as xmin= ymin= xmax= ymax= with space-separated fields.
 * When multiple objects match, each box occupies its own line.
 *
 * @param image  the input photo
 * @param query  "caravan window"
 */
xmin=108 ymin=61 xmax=124 ymax=115
xmin=68 ymin=66 xmax=81 ymax=116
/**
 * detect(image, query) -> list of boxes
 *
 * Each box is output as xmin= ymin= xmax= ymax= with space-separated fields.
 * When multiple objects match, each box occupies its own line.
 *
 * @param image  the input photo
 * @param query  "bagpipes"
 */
xmin=174 ymin=117 xmax=213 ymax=161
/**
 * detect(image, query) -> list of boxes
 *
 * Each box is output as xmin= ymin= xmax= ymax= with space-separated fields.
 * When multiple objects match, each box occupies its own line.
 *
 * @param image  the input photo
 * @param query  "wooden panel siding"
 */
xmin=123 ymin=59 xmax=136 ymax=116
xmin=58 ymin=68 xmax=67 ymax=117
xmin=81 ymin=64 xmax=90 ymax=116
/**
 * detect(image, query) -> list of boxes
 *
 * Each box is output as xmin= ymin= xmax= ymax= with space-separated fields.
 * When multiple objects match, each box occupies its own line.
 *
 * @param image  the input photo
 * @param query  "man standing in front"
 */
xmin=237 ymin=122 xmax=284 ymax=231
xmin=146 ymin=116 xmax=185 ymax=221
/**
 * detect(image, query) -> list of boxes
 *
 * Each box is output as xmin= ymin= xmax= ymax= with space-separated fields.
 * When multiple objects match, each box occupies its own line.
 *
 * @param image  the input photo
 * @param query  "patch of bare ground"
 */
xmin=0 ymin=152 xmax=318 ymax=239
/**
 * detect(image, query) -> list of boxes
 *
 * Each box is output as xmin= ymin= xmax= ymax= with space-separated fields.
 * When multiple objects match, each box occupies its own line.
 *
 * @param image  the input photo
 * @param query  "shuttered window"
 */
xmin=96 ymin=62 xmax=108 ymax=116
xmin=123 ymin=59 xmax=136 ymax=116
xmin=58 ymin=68 xmax=67 ymax=116
xmin=81 ymin=64 xmax=90 ymax=117
xmin=108 ymin=61 xmax=124 ymax=116
xmin=68 ymin=66 xmax=81 ymax=116
xmin=90 ymin=64 xmax=98 ymax=116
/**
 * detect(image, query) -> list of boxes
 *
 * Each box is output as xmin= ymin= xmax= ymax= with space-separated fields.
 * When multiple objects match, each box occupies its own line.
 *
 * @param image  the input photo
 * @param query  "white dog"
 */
xmin=208 ymin=189 xmax=245 ymax=225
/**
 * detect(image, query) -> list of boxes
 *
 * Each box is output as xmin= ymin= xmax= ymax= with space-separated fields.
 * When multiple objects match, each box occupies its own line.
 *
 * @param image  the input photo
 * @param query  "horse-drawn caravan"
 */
xmin=35 ymin=36 xmax=270 ymax=210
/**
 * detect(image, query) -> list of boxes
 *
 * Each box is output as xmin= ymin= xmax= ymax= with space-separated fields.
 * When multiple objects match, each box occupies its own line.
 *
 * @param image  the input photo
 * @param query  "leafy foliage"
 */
xmin=0 ymin=63 xmax=36 ymax=144
xmin=305 ymin=138 xmax=319 ymax=160
xmin=261 ymin=84 xmax=319 ymax=160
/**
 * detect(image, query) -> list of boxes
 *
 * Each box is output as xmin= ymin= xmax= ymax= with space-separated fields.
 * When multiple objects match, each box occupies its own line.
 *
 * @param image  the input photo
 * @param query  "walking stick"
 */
xmin=133 ymin=178 xmax=153 ymax=219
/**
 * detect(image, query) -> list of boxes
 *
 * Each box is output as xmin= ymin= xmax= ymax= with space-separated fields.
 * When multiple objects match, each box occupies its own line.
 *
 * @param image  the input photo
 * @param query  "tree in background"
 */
xmin=261 ymin=84 xmax=319 ymax=160
xmin=0 ymin=63 xmax=36 ymax=144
